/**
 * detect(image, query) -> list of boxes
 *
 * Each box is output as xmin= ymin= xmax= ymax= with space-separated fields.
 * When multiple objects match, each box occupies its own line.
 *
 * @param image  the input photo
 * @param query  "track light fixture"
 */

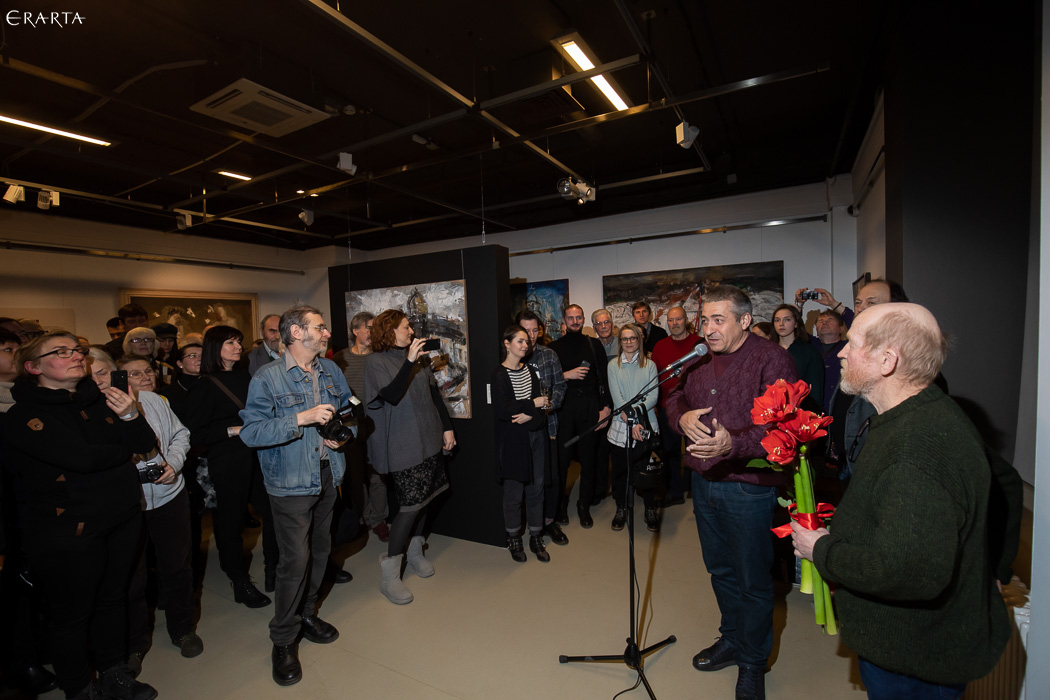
xmin=176 ymin=212 xmax=190 ymax=230
xmin=557 ymin=177 xmax=596 ymax=205
xmin=337 ymin=152 xmax=358 ymax=176
xmin=37 ymin=190 xmax=53 ymax=210
xmin=299 ymin=209 xmax=314 ymax=226
xmin=676 ymin=121 xmax=699 ymax=149
xmin=3 ymin=184 xmax=25 ymax=204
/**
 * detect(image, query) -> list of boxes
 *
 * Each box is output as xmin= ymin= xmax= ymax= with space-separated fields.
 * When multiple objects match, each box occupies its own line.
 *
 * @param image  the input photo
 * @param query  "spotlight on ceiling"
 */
xmin=37 ymin=190 xmax=53 ymax=210
xmin=176 ymin=213 xmax=191 ymax=230
xmin=337 ymin=152 xmax=358 ymax=176
xmin=299 ymin=209 xmax=314 ymax=226
xmin=2 ymin=184 xmax=25 ymax=204
xmin=676 ymin=121 xmax=699 ymax=149
xmin=556 ymin=177 xmax=596 ymax=205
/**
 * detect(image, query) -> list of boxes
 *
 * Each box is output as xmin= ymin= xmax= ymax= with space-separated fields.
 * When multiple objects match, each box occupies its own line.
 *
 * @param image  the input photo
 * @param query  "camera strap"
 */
xmin=208 ymin=374 xmax=245 ymax=410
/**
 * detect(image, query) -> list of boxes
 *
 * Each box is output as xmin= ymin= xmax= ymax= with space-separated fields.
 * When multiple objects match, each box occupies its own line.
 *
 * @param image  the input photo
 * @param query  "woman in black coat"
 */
xmin=2 ymin=331 xmax=158 ymax=700
xmin=492 ymin=325 xmax=551 ymax=563
xmin=184 ymin=325 xmax=277 ymax=607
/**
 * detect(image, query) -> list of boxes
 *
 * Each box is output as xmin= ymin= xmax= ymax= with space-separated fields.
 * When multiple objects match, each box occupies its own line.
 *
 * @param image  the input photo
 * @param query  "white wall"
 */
xmin=354 ymin=180 xmax=857 ymax=323
xmin=851 ymin=93 xmax=886 ymax=280
xmin=0 ymin=211 xmax=339 ymax=344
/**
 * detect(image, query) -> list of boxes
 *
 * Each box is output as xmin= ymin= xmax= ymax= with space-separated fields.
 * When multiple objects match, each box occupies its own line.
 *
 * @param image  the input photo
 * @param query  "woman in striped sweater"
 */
xmin=491 ymin=325 xmax=551 ymax=563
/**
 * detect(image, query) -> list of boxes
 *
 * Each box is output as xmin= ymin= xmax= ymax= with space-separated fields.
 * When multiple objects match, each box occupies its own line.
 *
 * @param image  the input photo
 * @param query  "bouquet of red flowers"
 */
xmin=749 ymin=379 xmax=837 ymax=635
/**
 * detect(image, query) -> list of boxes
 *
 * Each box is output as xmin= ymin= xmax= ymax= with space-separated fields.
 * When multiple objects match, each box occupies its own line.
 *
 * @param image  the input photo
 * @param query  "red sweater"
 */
xmin=651 ymin=333 xmax=701 ymax=406
xmin=665 ymin=333 xmax=798 ymax=486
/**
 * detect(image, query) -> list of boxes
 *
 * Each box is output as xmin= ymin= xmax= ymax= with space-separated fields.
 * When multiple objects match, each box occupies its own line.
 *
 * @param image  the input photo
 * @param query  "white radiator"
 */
xmin=965 ymin=578 xmax=1029 ymax=700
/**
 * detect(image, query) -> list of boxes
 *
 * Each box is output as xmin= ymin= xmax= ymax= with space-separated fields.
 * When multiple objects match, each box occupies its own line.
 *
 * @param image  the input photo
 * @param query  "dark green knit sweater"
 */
xmin=812 ymin=384 xmax=1010 ymax=684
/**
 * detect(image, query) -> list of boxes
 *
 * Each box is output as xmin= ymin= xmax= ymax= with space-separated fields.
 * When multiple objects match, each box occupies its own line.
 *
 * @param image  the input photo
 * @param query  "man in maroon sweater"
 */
xmin=666 ymin=285 xmax=797 ymax=700
xmin=651 ymin=306 xmax=701 ymax=505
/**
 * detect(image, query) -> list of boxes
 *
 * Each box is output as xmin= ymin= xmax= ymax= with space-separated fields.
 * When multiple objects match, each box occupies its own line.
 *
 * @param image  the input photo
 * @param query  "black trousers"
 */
xmin=268 ymin=464 xmax=336 ymax=645
xmin=555 ymin=389 xmax=602 ymax=510
xmin=209 ymin=450 xmax=278 ymax=582
xmin=26 ymin=514 xmax=142 ymax=697
xmin=610 ymin=444 xmax=656 ymax=509
xmin=128 ymin=488 xmax=196 ymax=652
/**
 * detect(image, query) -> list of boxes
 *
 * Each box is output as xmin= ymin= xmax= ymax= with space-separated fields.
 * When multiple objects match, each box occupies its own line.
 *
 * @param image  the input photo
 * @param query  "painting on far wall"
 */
xmin=346 ymin=280 xmax=471 ymax=419
xmin=602 ymin=261 xmax=785 ymax=332
xmin=120 ymin=289 xmax=258 ymax=343
xmin=510 ymin=278 xmax=569 ymax=342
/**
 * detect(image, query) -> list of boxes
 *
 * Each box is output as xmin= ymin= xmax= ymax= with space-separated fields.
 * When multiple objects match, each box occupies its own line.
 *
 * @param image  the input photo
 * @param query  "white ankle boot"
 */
xmin=379 ymin=554 xmax=413 ymax=605
xmin=405 ymin=535 xmax=435 ymax=578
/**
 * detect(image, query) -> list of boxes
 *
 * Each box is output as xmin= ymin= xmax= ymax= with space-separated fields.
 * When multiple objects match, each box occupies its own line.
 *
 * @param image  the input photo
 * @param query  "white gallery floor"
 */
xmin=40 ymin=496 xmax=868 ymax=700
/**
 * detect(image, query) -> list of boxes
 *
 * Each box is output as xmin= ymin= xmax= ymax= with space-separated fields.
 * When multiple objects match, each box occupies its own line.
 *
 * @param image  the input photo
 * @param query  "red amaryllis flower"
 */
xmin=751 ymin=378 xmax=808 ymax=425
xmin=779 ymin=410 xmax=834 ymax=444
xmin=761 ymin=428 xmax=798 ymax=465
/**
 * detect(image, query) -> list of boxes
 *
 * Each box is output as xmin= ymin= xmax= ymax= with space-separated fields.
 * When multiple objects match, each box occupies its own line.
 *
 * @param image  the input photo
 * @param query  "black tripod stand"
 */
xmin=559 ymin=370 xmax=682 ymax=699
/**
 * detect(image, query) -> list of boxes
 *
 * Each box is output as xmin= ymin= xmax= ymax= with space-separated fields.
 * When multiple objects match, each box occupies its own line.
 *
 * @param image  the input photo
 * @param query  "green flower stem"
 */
xmin=823 ymin=580 xmax=837 ymax=635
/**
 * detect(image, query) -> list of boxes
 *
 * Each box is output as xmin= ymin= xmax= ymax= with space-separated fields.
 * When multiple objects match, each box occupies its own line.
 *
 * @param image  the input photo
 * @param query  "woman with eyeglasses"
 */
xmin=184 ymin=326 xmax=277 ymax=607
xmin=123 ymin=326 xmax=175 ymax=386
xmin=605 ymin=323 xmax=661 ymax=533
xmin=90 ymin=352 xmax=203 ymax=667
xmin=1 ymin=332 xmax=158 ymax=700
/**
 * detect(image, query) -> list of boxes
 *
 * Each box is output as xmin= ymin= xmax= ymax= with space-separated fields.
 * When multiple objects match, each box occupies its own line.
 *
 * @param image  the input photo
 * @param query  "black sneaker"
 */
xmin=99 ymin=663 xmax=157 ymax=700
xmin=611 ymin=508 xmax=627 ymax=531
xmin=644 ymin=507 xmax=660 ymax=533
xmin=735 ymin=666 xmax=766 ymax=700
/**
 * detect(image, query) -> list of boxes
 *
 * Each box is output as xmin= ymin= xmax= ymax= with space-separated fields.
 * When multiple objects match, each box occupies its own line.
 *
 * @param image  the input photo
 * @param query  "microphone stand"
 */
xmin=559 ymin=367 xmax=684 ymax=699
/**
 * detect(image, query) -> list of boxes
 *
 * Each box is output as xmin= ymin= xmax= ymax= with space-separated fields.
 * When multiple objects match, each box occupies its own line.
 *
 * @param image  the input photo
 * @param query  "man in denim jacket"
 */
xmin=240 ymin=304 xmax=355 ymax=687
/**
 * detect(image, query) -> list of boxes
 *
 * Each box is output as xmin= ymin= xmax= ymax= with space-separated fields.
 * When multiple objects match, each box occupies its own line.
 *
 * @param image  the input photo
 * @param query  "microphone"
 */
xmin=660 ymin=342 xmax=708 ymax=373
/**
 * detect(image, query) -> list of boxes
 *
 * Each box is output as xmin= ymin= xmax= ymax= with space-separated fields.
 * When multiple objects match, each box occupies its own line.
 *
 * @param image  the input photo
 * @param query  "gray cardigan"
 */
xmin=363 ymin=350 xmax=444 ymax=474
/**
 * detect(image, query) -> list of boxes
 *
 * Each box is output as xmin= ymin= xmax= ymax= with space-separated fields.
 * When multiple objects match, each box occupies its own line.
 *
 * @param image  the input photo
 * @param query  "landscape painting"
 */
xmin=602 ymin=261 xmax=785 ymax=332
xmin=346 ymin=280 xmax=471 ymax=418
xmin=510 ymin=278 xmax=569 ymax=342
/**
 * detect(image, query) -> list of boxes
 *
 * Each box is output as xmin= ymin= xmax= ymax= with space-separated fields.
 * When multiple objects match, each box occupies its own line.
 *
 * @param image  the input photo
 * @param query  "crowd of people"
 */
xmin=0 ymin=276 xmax=1020 ymax=700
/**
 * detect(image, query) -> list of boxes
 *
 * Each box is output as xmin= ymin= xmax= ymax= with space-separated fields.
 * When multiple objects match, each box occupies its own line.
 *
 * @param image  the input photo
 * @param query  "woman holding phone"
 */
xmin=364 ymin=310 xmax=455 ymax=605
xmin=3 ymin=332 xmax=158 ymax=700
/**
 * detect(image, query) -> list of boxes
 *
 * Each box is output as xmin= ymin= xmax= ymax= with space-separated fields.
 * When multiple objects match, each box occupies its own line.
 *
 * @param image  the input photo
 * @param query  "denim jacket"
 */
xmin=239 ymin=354 xmax=354 ymax=496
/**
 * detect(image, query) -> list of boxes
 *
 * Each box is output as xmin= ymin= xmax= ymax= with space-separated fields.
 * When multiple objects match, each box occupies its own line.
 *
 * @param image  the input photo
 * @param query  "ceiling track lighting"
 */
xmin=337 ymin=152 xmax=358 ymax=176
xmin=557 ymin=177 xmax=596 ymax=205
xmin=37 ymin=189 xmax=59 ymax=210
xmin=175 ymin=212 xmax=191 ymax=230
xmin=676 ymin=121 xmax=699 ymax=149
xmin=3 ymin=184 xmax=25 ymax=204
xmin=298 ymin=209 xmax=314 ymax=226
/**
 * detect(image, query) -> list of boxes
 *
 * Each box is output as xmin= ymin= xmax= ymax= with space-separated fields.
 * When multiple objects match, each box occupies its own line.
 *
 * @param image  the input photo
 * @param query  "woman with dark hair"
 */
xmin=364 ymin=309 xmax=456 ymax=605
xmin=1 ymin=331 xmax=158 ymax=700
xmin=605 ymin=323 xmax=661 ymax=533
xmin=492 ymin=325 xmax=551 ymax=563
xmin=184 ymin=325 xmax=277 ymax=607
xmin=772 ymin=304 xmax=823 ymax=410
xmin=750 ymin=321 xmax=774 ymax=340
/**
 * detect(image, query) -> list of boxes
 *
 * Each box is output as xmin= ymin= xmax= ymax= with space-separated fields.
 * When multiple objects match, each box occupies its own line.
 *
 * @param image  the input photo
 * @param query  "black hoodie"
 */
xmin=2 ymin=376 xmax=156 ymax=536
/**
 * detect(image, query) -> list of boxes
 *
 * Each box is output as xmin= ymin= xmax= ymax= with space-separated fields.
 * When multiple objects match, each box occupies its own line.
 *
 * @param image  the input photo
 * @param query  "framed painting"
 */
xmin=509 ymin=278 xmax=569 ymax=341
xmin=346 ymin=280 xmax=471 ymax=419
xmin=120 ymin=289 xmax=258 ymax=343
xmin=602 ymin=261 xmax=785 ymax=331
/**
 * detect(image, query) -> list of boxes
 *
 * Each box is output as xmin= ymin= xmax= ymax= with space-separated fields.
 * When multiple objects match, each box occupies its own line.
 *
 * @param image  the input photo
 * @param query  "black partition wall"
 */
xmin=328 ymin=245 xmax=511 ymax=546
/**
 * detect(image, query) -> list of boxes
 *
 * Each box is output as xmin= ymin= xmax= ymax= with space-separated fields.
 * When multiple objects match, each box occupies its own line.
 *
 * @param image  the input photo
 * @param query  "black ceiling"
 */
xmin=0 ymin=1 xmax=885 ymax=251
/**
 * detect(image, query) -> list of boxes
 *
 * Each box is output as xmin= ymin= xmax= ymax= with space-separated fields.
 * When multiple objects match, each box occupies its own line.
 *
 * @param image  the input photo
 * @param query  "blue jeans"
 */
xmin=692 ymin=477 xmax=778 ymax=669
xmin=858 ymin=658 xmax=966 ymax=700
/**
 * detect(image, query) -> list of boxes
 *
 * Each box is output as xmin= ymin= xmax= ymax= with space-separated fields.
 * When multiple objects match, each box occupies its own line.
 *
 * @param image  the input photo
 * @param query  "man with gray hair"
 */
xmin=591 ymin=308 xmax=619 ymax=360
xmin=792 ymin=303 xmax=1010 ymax=699
xmin=249 ymin=313 xmax=283 ymax=376
xmin=240 ymin=304 xmax=355 ymax=686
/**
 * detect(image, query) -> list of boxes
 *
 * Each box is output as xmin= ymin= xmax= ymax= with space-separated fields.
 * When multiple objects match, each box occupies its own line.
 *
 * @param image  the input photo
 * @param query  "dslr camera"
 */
xmin=138 ymin=459 xmax=165 ymax=483
xmin=316 ymin=396 xmax=361 ymax=444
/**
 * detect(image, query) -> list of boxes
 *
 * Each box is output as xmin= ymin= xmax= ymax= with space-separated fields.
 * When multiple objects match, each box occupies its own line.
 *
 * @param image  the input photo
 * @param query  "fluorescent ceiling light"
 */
xmin=296 ymin=189 xmax=305 ymax=194
xmin=557 ymin=39 xmax=629 ymax=112
xmin=0 ymin=114 xmax=111 ymax=146
xmin=218 ymin=170 xmax=251 ymax=181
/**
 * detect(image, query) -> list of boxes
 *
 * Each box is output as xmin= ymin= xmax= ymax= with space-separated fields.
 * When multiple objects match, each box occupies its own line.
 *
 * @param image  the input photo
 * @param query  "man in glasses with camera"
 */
xmin=239 ymin=304 xmax=356 ymax=687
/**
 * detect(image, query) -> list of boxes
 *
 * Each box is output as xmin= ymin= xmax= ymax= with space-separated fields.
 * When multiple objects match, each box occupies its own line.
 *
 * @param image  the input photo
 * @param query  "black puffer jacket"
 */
xmin=2 ymin=377 xmax=155 ymax=536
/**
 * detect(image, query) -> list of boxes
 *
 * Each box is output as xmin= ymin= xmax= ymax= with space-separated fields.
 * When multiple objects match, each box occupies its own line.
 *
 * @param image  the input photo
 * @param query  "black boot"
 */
xmin=576 ymin=502 xmax=593 ymax=529
xmin=507 ymin=535 xmax=527 ymax=563
xmin=271 ymin=643 xmax=302 ymax=686
xmin=529 ymin=534 xmax=550 ymax=562
xmin=98 ymin=663 xmax=157 ymax=700
xmin=232 ymin=578 xmax=271 ymax=608
xmin=17 ymin=665 xmax=59 ymax=695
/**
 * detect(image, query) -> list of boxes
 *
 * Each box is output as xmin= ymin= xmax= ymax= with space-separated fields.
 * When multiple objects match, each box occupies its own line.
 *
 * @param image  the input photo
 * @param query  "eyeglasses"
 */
xmin=621 ymin=337 xmax=639 ymax=343
xmin=303 ymin=324 xmax=328 ymax=333
xmin=129 ymin=338 xmax=155 ymax=344
xmin=37 ymin=346 xmax=87 ymax=360
xmin=181 ymin=352 xmax=202 ymax=360
xmin=128 ymin=370 xmax=157 ymax=379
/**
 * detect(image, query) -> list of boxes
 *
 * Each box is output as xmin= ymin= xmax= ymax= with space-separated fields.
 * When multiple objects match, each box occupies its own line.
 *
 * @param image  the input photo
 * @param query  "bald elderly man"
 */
xmin=792 ymin=303 xmax=1010 ymax=700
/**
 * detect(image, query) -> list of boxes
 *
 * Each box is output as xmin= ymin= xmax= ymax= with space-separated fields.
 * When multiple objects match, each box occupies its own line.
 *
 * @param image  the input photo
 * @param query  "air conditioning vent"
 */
xmin=190 ymin=78 xmax=328 ymax=137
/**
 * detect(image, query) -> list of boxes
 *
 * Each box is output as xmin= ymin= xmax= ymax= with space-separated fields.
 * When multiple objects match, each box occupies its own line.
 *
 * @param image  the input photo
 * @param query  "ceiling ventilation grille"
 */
xmin=190 ymin=78 xmax=328 ymax=137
